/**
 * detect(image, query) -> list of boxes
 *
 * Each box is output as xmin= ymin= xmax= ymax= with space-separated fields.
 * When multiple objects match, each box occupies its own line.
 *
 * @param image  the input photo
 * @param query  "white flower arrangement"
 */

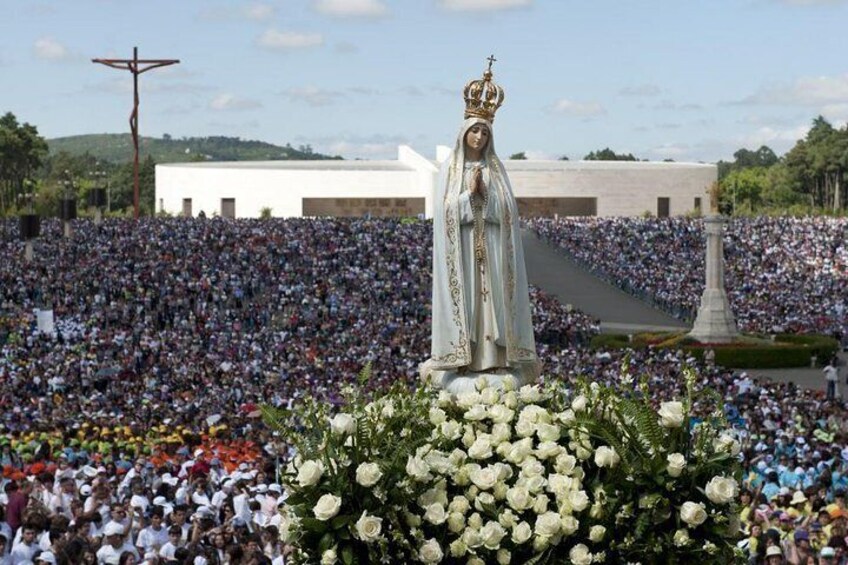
xmin=265 ymin=364 xmax=743 ymax=564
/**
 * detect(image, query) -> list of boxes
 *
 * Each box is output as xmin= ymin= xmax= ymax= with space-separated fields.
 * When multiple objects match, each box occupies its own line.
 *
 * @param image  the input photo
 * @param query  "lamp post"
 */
xmin=17 ymin=186 xmax=39 ymax=262
xmin=88 ymin=166 xmax=108 ymax=225
xmin=59 ymin=170 xmax=77 ymax=238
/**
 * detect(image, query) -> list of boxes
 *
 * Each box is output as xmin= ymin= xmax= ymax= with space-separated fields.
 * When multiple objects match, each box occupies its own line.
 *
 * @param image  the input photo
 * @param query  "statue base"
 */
xmin=688 ymin=289 xmax=739 ymax=344
xmin=419 ymin=359 xmax=538 ymax=395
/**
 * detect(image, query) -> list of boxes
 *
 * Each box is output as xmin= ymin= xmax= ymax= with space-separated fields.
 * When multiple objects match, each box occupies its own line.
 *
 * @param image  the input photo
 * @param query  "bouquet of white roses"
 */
xmin=266 ymin=364 xmax=743 ymax=564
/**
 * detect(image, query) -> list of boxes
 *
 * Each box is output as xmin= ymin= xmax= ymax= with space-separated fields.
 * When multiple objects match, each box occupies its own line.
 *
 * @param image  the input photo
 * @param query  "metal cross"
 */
xmin=486 ymin=54 xmax=497 ymax=72
xmin=481 ymin=286 xmax=490 ymax=302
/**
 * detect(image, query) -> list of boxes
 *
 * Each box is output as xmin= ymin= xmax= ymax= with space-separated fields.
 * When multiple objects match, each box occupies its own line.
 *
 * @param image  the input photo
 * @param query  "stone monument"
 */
xmin=688 ymin=182 xmax=739 ymax=343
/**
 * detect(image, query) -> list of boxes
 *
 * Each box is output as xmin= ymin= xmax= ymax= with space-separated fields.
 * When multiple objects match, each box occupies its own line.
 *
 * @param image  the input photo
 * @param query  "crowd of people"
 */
xmin=527 ymin=216 xmax=848 ymax=339
xmin=0 ymin=216 xmax=846 ymax=563
xmin=0 ymin=217 xmax=598 ymax=563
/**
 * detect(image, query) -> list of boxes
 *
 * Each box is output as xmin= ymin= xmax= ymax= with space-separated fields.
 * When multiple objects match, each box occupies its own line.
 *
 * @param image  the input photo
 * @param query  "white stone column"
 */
xmin=24 ymin=241 xmax=33 ymax=262
xmin=63 ymin=221 xmax=72 ymax=238
xmin=688 ymin=214 xmax=739 ymax=343
xmin=94 ymin=208 xmax=102 ymax=225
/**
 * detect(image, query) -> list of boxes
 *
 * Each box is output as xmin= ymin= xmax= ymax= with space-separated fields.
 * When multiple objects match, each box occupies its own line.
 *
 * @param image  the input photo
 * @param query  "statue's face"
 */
xmin=464 ymin=124 xmax=490 ymax=153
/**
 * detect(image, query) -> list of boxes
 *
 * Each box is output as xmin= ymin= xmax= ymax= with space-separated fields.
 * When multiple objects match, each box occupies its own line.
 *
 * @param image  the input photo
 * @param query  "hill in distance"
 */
xmin=47 ymin=133 xmax=343 ymax=163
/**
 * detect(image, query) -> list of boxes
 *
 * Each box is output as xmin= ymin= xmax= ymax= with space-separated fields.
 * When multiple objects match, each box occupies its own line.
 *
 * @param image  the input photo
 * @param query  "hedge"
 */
xmin=587 ymin=332 xmax=838 ymax=369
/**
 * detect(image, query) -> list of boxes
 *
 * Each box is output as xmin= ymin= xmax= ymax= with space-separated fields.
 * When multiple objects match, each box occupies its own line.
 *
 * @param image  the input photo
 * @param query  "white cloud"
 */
xmin=314 ymin=0 xmax=388 ymax=17
xmin=646 ymin=143 xmax=691 ymax=159
xmin=439 ymin=0 xmax=532 ymax=11
xmin=282 ymin=86 xmax=343 ymax=106
xmin=33 ymin=37 xmax=69 ymax=60
xmin=257 ymin=29 xmax=324 ymax=50
xmin=736 ymin=124 xmax=810 ymax=149
xmin=551 ymin=98 xmax=606 ymax=117
xmin=209 ymin=93 xmax=263 ymax=111
xmin=245 ymin=3 xmax=275 ymax=20
xmin=740 ymin=74 xmax=848 ymax=106
xmin=618 ymin=84 xmax=661 ymax=97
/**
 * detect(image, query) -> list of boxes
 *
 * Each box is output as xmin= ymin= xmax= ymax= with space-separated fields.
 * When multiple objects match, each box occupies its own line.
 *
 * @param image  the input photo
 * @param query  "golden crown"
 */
xmin=463 ymin=55 xmax=505 ymax=123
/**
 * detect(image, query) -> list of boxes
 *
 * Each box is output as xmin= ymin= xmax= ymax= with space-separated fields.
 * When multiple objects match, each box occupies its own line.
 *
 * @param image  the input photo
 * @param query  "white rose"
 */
xmin=502 ymin=391 xmax=518 ymax=409
xmin=464 ymin=404 xmax=488 ymax=421
xmin=481 ymin=521 xmax=507 ymax=550
xmin=547 ymin=474 xmax=573 ymax=498
xmin=496 ymin=549 xmax=511 ymax=565
xmin=594 ymin=446 xmax=620 ymax=468
xmin=463 ymin=527 xmax=483 ymax=549
xmin=448 ymin=538 xmax=467 ymax=557
xmin=571 ymin=395 xmax=588 ymax=412
xmin=355 ymin=462 xmax=382 ymax=487
xmin=589 ymin=525 xmax=606 ymax=542
xmin=533 ymin=535 xmax=551 ymax=553
xmin=418 ymin=538 xmax=444 ymax=564
xmin=447 ymin=511 xmax=465 ymax=533
xmin=321 ymin=548 xmax=338 ymax=565
xmin=514 ymin=418 xmax=535 ymax=438
xmin=296 ymin=459 xmax=324 ymax=488
xmin=534 ymin=511 xmax=561 ymax=537
xmin=424 ymin=503 xmax=447 ymax=525
xmin=467 ymin=512 xmax=483 ymax=530
xmin=429 ymin=407 xmax=447 ymax=425
xmin=506 ymin=486 xmax=533 ymax=511
xmin=666 ymin=453 xmax=686 ymax=477
xmin=704 ymin=476 xmax=738 ymax=505
xmin=497 ymin=508 xmax=517 ymax=528
xmin=455 ymin=391 xmax=481 ymax=409
xmin=533 ymin=493 xmax=550 ymax=514
xmin=558 ymin=409 xmax=576 ymax=424
xmin=406 ymin=456 xmax=431 ymax=481
xmin=511 ymin=521 xmax=532 ymax=544
xmin=569 ymin=490 xmax=590 ymax=512
xmin=569 ymin=543 xmax=593 ymax=565
xmin=506 ymin=438 xmax=534 ymax=464
xmin=380 ymin=400 xmax=394 ymax=418
xmin=521 ymin=458 xmax=545 ymax=478
xmin=480 ymin=387 xmax=499 ymax=405
xmin=449 ymin=495 xmax=470 ymax=514
xmin=536 ymin=423 xmax=561 ymax=442
xmin=470 ymin=467 xmax=498 ymax=490
xmin=468 ymin=437 xmax=493 ymax=460
xmin=313 ymin=494 xmax=341 ymax=521
xmin=560 ymin=515 xmax=579 ymax=535
xmin=330 ymin=413 xmax=356 ymax=435
xmin=575 ymin=445 xmax=592 ymax=460
xmin=474 ymin=492 xmax=495 ymax=511
xmin=658 ymin=401 xmax=685 ymax=428
xmin=524 ymin=475 xmax=547 ymax=494
xmin=554 ymin=453 xmax=577 ymax=475
xmin=355 ymin=511 xmax=382 ymax=543
xmin=489 ymin=404 xmax=515 ymax=424
xmin=680 ymin=501 xmax=708 ymax=527
xmin=440 ymin=420 xmax=462 ymax=440
xmin=714 ymin=433 xmax=741 ymax=456
xmin=536 ymin=441 xmax=562 ymax=460
xmin=519 ymin=384 xmax=542 ymax=402
xmin=673 ymin=528 xmax=690 ymax=547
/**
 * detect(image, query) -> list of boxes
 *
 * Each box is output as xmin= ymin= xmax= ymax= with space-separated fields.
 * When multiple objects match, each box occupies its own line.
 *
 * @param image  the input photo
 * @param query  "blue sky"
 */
xmin=2 ymin=0 xmax=848 ymax=162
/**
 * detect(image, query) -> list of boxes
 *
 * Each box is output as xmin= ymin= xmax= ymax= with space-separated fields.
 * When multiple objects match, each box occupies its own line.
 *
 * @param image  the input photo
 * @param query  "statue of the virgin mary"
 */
xmin=421 ymin=60 xmax=540 ymax=393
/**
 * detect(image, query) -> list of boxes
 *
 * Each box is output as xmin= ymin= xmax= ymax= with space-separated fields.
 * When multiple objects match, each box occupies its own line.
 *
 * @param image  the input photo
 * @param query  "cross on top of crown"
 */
xmin=486 ymin=54 xmax=497 ymax=73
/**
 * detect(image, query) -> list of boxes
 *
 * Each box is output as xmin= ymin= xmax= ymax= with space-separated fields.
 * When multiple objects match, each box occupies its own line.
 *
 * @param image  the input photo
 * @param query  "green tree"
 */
xmin=0 ymin=112 xmax=48 ymax=215
xmin=583 ymin=147 xmax=637 ymax=161
xmin=509 ymin=152 xmax=527 ymax=160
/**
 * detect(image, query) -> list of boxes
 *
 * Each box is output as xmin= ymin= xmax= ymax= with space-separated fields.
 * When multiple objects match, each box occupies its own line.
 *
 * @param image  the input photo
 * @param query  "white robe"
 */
xmin=428 ymin=117 xmax=538 ymax=376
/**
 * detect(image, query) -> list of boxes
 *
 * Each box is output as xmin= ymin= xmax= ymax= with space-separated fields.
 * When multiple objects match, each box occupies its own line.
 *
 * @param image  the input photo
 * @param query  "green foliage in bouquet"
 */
xmin=265 ymin=363 xmax=744 ymax=564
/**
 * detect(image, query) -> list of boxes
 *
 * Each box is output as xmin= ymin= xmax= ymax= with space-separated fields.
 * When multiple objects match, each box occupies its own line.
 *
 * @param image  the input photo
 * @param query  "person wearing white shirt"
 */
xmin=9 ymin=526 xmax=38 ymax=565
xmin=135 ymin=510 xmax=169 ymax=555
xmin=156 ymin=526 xmax=184 ymax=561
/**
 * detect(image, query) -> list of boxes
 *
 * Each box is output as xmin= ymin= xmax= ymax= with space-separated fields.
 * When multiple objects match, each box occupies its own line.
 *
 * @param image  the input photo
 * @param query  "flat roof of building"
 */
xmin=157 ymin=160 xmax=416 ymax=172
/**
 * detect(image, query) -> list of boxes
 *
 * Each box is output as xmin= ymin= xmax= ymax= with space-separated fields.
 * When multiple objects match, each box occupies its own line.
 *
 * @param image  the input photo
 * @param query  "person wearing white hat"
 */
xmin=765 ymin=544 xmax=784 ymax=564
xmin=33 ymin=551 xmax=56 ymax=565
xmin=96 ymin=522 xmax=139 ymax=565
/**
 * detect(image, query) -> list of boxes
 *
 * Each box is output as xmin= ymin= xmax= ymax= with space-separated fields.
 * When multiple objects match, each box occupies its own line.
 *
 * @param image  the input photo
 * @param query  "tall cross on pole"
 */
xmin=93 ymin=47 xmax=179 ymax=219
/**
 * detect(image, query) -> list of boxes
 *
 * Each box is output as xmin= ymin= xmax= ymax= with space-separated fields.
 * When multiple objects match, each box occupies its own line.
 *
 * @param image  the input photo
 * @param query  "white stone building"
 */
xmin=155 ymin=145 xmax=716 ymax=219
